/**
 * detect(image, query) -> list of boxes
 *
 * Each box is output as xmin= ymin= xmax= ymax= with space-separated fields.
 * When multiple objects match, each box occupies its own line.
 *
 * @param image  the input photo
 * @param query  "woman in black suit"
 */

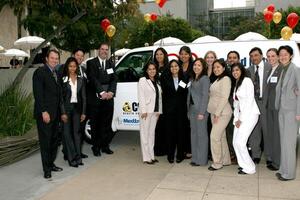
xmin=153 ymin=47 xmax=169 ymax=156
xmin=61 ymin=57 xmax=86 ymax=167
xmin=178 ymin=46 xmax=194 ymax=159
xmin=161 ymin=59 xmax=188 ymax=163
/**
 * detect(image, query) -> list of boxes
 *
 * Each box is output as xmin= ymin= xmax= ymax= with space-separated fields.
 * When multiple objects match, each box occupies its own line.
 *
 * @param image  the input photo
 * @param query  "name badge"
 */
xmin=178 ymin=81 xmax=186 ymax=88
xmin=187 ymin=81 xmax=191 ymax=88
xmin=106 ymin=68 xmax=114 ymax=74
xmin=270 ymin=76 xmax=277 ymax=83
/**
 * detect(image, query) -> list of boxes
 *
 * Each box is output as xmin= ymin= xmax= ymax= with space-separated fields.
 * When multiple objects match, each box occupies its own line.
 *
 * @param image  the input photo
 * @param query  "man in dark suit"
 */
xmin=32 ymin=49 xmax=63 ymax=179
xmin=248 ymin=47 xmax=271 ymax=164
xmin=86 ymin=43 xmax=116 ymax=156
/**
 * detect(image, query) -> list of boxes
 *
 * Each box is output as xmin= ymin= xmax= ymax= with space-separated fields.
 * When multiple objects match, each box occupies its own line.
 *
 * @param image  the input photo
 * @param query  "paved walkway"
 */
xmin=1 ymin=132 xmax=300 ymax=200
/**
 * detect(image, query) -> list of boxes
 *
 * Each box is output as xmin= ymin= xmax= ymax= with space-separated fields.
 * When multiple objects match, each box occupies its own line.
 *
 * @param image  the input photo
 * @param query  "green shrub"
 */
xmin=0 ymin=85 xmax=34 ymax=137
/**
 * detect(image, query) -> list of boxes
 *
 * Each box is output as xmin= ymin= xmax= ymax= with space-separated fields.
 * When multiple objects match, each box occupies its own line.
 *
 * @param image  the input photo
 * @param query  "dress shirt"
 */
xmin=98 ymin=57 xmax=106 ymax=70
xmin=267 ymin=65 xmax=279 ymax=83
xmin=255 ymin=60 xmax=264 ymax=98
xmin=173 ymin=77 xmax=179 ymax=91
xmin=69 ymin=78 xmax=78 ymax=103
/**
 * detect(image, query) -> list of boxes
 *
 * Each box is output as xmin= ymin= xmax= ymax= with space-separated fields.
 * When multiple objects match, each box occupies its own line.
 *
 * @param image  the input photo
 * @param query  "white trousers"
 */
xmin=139 ymin=113 xmax=159 ymax=162
xmin=233 ymin=115 xmax=259 ymax=174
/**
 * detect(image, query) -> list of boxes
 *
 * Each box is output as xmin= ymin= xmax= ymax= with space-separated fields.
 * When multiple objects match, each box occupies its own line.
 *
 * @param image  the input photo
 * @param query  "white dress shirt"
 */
xmin=255 ymin=61 xmax=264 ymax=98
xmin=69 ymin=79 xmax=78 ymax=103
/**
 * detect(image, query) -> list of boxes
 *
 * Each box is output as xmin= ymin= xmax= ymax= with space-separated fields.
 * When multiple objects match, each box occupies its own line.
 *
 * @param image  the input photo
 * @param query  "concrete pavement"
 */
xmin=1 ymin=131 xmax=300 ymax=200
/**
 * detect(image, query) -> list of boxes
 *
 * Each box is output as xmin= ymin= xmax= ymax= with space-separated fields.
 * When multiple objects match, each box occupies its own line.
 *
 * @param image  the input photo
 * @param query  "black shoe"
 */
xmin=238 ymin=170 xmax=247 ymax=175
xmin=69 ymin=163 xmax=78 ymax=168
xmin=190 ymin=162 xmax=200 ymax=166
xmin=152 ymin=159 xmax=159 ymax=163
xmin=63 ymin=155 xmax=68 ymax=161
xmin=266 ymin=160 xmax=272 ymax=165
xmin=168 ymin=158 xmax=174 ymax=164
xmin=44 ymin=172 xmax=52 ymax=179
xmin=77 ymin=162 xmax=84 ymax=166
xmin=278 ymin=176 xmax=290 ymax=181
xmin=144 ymin=161 xmax=154 ymax=165
xmin=238 ymin=167 xmax=243 ymax=171
xmin=102 ymin=148 xmax=114 ymax=154
xmin=52 ymin=165 xmax=63 ymax=172
xmin=253 ymin=158 xmax=260 ymax=164
xmin=81 ymin=153 xmax=88 ymax=159
xmin=267 ymin=164 xmax=279 ymax=171
xmin=91 ymin=146 xmax=101 ymax=157
xmin=275 ymin=173 xmax=281 ymax=179
xmin=208 ymin=166 xmax=221 ymax=171
xmin=176 ymin=158 xmax=183 ymax=163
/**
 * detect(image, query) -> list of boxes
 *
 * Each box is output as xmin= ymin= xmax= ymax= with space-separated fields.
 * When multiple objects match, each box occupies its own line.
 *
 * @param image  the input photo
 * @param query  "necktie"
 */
xmin=52 ymin=70 xmax=57 ymax=82
xmin=102 ymin=61 xmax=105 ymax=70
xmin=254 ymin=65 xmax=260 ymax=98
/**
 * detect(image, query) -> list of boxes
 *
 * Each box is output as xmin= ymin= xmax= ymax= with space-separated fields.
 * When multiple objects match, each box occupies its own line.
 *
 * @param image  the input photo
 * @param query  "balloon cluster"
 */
xmin=101 ymin=18 xmax=116 ymax=38
xmin=156 ymin=0 xmax=167 ymax=8
xmin=263 ymin=4 xmax=299 ymax=40
xmin=144 ymin=13 xmax=158 ymax=23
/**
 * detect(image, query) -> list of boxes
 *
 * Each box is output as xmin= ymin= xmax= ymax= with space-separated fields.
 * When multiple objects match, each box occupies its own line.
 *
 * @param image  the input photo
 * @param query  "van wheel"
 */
xmin=84 ymin=119 xmax=92 ymax=144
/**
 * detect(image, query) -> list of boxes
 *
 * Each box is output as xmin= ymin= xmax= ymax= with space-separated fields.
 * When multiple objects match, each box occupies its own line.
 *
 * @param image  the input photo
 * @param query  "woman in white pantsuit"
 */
xmin=138 ymin=62 xmax=162 ymax=165
xmin=231 ymin=63 xmax=260 ymax=175
xmin=275 ymin=45 xmax=300 ymax=181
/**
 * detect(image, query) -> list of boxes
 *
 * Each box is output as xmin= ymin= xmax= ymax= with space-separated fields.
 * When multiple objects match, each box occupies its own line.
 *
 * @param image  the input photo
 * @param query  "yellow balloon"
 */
xmin=281 ymin=26 xmax=293 ymax=40
xmin=144 ymin=13 xmax=151 ymax=23
xmin=106 ymin=25 xmax=116 ymax=38
xmin=273 ymin=12 xmax=282 ymax=24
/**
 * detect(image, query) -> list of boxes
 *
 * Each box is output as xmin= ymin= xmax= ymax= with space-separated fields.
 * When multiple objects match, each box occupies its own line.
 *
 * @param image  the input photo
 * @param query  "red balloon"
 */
xmin=267 ymin=4 xmax=275 ymax=13
xmin=158 ymin=0 xmax=167 ymax=8
xmin=101 ymin=18 xmax=110 ymax=31
xmin=264 ymin=11 xmax=273 ymax=23
xmin=287 ymin=12 xmax=299 ymax=29
xmin=150 ymin=13 xmax=158 ymax=21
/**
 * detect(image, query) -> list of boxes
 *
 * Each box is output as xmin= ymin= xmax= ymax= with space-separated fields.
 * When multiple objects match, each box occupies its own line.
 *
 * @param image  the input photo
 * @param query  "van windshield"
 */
xmin=115 ymin=51 xmax=153 ymax=82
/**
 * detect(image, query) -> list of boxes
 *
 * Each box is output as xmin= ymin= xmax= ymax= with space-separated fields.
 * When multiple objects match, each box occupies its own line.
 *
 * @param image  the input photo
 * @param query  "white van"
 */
xmin=111 ymin=40 xmax=300 ymax=131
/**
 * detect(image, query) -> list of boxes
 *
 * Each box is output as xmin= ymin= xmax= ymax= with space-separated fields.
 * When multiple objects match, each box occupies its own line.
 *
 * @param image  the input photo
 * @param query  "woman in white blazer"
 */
xmin=231 ymin=63 xmax=260 ymax=175
xmin=275 ymin=45 xmax=300 ymax=181
xmin=138 ymin=61 xmax=162 ymax=164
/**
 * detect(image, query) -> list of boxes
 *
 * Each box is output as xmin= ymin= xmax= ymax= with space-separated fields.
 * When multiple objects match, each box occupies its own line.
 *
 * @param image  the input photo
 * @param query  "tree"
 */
xmin=127 ymin=16 xmax=204 ymax=48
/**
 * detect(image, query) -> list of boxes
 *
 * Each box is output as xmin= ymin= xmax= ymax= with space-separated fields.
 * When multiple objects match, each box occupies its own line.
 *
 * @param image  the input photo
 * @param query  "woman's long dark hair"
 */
xmin=191 ymin=58 xmax=207 ymax=81
xmin=212 ymin=59 xmax=228 ymax=81
xmin=179 ymin=46 xmax=194 ymax=64
xmin=143 ymin=61 xmax=159 ymax=81
xmin=63 ymin=57 xmax=79 ymax=77
xmin=154 ymin=47 xmax=169 ymax=68
xmin=231 ymin=62 xmax=246 ymax=92
xmin=165 ymin=59 xmax=184 ymax=79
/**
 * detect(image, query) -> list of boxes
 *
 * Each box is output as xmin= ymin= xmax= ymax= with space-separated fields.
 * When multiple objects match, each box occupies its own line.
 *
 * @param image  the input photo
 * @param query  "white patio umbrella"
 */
xmin=234 ymin=32 xmax=268 ymax=41
xmin=0 ymin=45 xmax=5 ymax=53
xmin=154 ymin=37 xmax=185 ymax=46
xmin=0 ymin=49 xmax=29 ymax=57
xmin=192 ymin=35 xmax=221 ymax=43
xmin=114 ymin=48 xmax=131 ymax=57
xmin=14 ymin=36 xmax=49 ymax=49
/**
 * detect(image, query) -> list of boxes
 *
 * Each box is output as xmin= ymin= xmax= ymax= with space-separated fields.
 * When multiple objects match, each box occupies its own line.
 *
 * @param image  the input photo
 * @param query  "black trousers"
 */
xmin=154 ymin=115 xmax=167 ymax=156
xmin=62 ymin=104 xmax=81 ymax=164
xmin=165 ymin=113 xmax=185 ymax=160
xmin=89 ymin=99 xmax=114 ymax=150
xmin=36 ymin=116 xmax=60 ymax=173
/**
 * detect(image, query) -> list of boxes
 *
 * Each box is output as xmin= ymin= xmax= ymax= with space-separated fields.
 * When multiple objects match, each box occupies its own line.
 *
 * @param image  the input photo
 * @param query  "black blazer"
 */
xmin=86 ymin=57 xmax=117 ymax=105
xmin=60 ymin=76 xmax=86 ymax=115
xmin=161 ymin=74 xmax=188 ymax=115
xmin=265 ymin=65 xmax=283 ymax=110
xmin=32 ymin=65 xmax=62 ymax=120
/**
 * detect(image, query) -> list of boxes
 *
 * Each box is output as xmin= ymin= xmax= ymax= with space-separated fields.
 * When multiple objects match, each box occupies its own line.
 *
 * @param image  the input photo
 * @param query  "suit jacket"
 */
xmin=248 ymin=61 xmax=272 ymax=107
xmin=32 ymin=65 xmax=62 ymax=120
xmin=275 ymin=62 xmax=300 ymax=115
xmin=161 ymin=74 xmax=188 ymax=115
xmin=233 ymin=77 xmax=260 ymax=123
xmin=207 ymin=76 xmax=232 ymax=116
xmin=265 ymin=65 xmax=283 ymax=110
xmin=86 ymin=57 xmax=116 ymax=105
xmin=138 ymin=77 xmax=162 ymax=114
xmin=60 ymin=76 xmax=86 ymax=115
xmin=187 ymin=75 xmax=210 ymax=115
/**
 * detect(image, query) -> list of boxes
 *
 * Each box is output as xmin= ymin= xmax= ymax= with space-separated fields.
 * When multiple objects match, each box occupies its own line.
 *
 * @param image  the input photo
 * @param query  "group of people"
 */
xmin=32 ymin=43 xmax=116 ymax=179
xmin=138 ymin=45 xmax=300 ymax=181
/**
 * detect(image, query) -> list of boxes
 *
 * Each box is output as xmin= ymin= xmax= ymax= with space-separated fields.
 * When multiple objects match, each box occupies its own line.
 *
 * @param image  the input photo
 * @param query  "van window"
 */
xmin=116 ymin=51 xmax=153 ymax=82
